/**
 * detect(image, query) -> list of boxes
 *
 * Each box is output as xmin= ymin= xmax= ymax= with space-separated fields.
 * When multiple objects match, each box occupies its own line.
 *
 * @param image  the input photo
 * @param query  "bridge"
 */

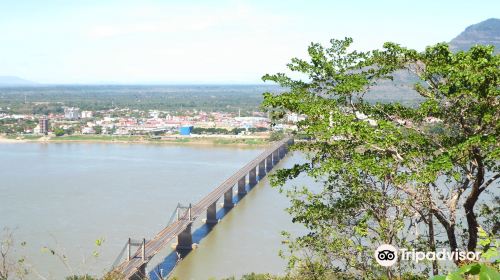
xmin=113 ymin=137 xmax=293 ymax=279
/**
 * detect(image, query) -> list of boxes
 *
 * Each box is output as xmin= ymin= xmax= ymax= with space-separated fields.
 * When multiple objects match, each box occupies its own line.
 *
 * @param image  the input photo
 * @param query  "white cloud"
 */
xmin=84 ymin=2 xmax=289 ymax=39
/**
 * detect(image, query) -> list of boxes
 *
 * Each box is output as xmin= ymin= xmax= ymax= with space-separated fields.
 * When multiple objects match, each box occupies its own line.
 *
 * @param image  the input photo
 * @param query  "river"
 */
xmin=0 ymin=142 xmax=303 ymax=280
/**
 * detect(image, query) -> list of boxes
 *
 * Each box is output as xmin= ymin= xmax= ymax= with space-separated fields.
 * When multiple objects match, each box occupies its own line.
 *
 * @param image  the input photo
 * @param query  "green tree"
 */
xmin=54 ymin=127 xmax=65 ymax=137
xmin=263 ymin=38 xmax=421 ymax=278
xmin=373 ymin=42 xmax=500 ymax=253
xmin=262 ymin=38 xmax=499 ymax=278
xmin=94 ymin=125 xmax=102 ymax=135
xmin=269 ymin=130 xmax=285 ymax=141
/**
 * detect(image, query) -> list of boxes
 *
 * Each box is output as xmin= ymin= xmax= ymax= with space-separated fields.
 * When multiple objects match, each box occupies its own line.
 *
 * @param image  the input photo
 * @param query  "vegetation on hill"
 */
xmin=0 ymin=85 xmax=273 ymax=115
xmin=0 ymin=83 xmax=430 ymax=116
xmin=366 ymin=18 xmax=500 ymax=108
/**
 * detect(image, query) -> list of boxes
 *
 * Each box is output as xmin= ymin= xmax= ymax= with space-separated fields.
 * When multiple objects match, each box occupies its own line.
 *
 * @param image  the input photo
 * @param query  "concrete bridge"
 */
xmin=113 ymin=137 xmax=293 ymax=279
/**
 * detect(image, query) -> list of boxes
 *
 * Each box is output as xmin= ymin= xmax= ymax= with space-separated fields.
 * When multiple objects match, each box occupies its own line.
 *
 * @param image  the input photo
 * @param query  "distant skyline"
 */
xmin=0 ymin=0 xmax=498 ymax=84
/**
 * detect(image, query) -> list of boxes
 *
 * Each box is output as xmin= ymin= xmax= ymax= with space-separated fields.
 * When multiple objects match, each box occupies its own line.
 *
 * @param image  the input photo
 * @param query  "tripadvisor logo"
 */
xmin=375 ymin=244 xmax=398 ymax=267
xmin=374 ymin=244 xmax=482 ymax=267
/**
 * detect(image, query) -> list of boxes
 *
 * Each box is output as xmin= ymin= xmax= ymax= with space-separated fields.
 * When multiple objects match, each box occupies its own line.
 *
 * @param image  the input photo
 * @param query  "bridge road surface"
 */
xmin=115 ymin=138 xmax=291 ymax=279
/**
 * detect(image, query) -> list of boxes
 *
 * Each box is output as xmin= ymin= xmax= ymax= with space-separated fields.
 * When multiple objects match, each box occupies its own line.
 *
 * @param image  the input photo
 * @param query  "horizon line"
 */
xmin=0 ymin=82 xmax=277 ymax=87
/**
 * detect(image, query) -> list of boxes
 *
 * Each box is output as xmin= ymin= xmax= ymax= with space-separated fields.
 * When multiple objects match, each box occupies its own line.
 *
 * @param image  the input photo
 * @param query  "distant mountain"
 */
xmin=449 ymin=18 xmax=500 ymax=52
xmin=366 ymin=18 xmax=500 ymax=104
xmin=0 ymin=76 xmax=37 ymax=86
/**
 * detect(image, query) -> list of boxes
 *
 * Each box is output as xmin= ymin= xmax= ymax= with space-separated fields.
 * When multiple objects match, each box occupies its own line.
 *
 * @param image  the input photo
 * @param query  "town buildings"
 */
xmin=39 ymin=116 xmax=49 ymax=135
xmin=2 ymin=108 xmax=294 ymax=136
xmin=81 ymin=111 xmax=93 ymax=118
xmin=64 ymin=107 xmax=81 ymax=120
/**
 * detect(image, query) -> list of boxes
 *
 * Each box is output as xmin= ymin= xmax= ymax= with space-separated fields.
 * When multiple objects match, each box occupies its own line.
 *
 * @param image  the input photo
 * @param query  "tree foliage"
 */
xmin=0 ymin=229 xmax=29 ymax=280
xmin=54 ymin=127 xmax=65 ymax=137
xmin=262 ymin=38 xmax=499 ymax=278
xmin=373 ymin=41 xmax=500 ymax=254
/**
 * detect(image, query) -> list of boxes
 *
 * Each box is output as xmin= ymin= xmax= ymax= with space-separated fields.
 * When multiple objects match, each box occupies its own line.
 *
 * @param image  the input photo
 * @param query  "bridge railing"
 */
xmin=191 ymin=137 xmax=290 ymax=212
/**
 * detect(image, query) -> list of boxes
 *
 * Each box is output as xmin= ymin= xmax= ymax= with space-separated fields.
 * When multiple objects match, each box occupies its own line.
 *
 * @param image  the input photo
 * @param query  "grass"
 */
xmin=172 ymin=138 xmax=191 ymax=143
xmin=213 ymin=139 xmax=234 ymax=145
xmin=3 ymin=134 xmax=42 ymax=140
xmin=50 ymin=135 xmax=144 ymax=141
xmin=22 ymin=135 xmax=43 ymax=140
xmin=242 ymin=138 xmax=268 ymax=145
xmin=213 ymin=138 xmax=268 ymax=145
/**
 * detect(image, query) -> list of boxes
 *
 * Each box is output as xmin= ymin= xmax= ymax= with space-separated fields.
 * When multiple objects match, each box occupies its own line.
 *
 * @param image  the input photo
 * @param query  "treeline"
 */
xmin=0 ymin=85 xmax=277 ymax=114
xmin=0 ymin=118 xmax=37 ymax=134
xmin=191 ymin=127 xmax=268 ymax=135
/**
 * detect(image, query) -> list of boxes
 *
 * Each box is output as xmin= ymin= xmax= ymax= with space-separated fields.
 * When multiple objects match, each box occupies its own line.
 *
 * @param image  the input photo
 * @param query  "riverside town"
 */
xmin=0 ymin=1 xmax=498 ymax=280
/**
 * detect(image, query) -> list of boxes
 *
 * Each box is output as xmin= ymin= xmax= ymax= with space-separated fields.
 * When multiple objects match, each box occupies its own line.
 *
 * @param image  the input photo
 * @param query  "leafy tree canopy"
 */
xmin=263 ymin=38 xmax=499 ymax=278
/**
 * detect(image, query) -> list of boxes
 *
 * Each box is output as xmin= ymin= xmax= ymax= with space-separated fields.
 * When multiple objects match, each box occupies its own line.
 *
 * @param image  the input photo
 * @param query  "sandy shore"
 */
xmin=0 ymin=135 xmax=271 ymax=147
xmin=0 ymin=136 xmax=27 ymax=143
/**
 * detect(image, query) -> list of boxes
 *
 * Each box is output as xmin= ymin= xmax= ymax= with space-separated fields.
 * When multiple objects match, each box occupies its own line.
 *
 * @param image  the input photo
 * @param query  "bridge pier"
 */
xmin=279 ymin=146 xmax=286 ymax=159
xmin=224 ymin=187 xmax=234 ymax=208
xmin=127 ymin=238 xmax=131 ymax=261
xmin=129 ymin=263 xmax=147 ymax=280
xmin=258 ymin=160 xmax=266 ymax=178
xmin=272 ymin=150 xmax=279 ymax=164
xmin=141 ymin=238 xmax=146 ymax=261
xmin=206 ymin=202 xmax=218 ymax=224
xmin=249 ymin=167 xmax=257 ymax=186
xmin=238 ymin=176 xmax=246 ymax=195
xmin=176 ymin=223 xmax=193 ymax=250
xmin=266 ymin=155 xmax=273 ymax=172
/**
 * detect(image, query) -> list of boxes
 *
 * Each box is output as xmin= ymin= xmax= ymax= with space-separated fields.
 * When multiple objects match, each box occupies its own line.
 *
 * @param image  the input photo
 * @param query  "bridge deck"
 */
xmin=115 ymin=138 xmax=290 ymax=279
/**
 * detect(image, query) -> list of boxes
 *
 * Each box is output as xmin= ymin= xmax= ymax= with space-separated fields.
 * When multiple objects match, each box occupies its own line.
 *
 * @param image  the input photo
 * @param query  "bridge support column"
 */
xmin=224 ymin=187 xmax=234 ymax=208
xmin=238 ymin=176 xmax=246 ymax=195
xmin=280 ymin=146 xmax=286 ymax=159
xmin=127 ymin=238 xmax=131 ymax=261
xmin=141 ymin=238 xmax=146 ymax=261
xmin=249 ymin=167 xmax=257 ymax=186
xmin=206 ymin=202 xmax=218 ymax=224
xmin=273 ymin=150 xmax=279 ymax=164
xmin=176 ymin=223 xmax=193 ymax=250
xmin=266 ymin=155 xmax=273 ymax=172
xmin=130 ymin=263 xmax=147 ymax=280
xmin=258 ymin=160 xmax=266 ymax=178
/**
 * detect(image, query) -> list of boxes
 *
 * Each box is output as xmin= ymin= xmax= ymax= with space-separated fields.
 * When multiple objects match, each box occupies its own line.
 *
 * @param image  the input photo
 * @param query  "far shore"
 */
xmin=0 ymin=134 xmax=273 ymax=147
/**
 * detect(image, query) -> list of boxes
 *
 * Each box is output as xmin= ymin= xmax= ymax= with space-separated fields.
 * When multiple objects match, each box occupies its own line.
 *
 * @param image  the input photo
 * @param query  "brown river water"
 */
xmin=0 ymin=142 xmax=305 ymax=280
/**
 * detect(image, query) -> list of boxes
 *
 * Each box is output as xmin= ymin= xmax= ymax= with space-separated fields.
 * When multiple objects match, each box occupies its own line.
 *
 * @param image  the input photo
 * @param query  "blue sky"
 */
xmin=0 ymin=0 xmax=498 ymax=84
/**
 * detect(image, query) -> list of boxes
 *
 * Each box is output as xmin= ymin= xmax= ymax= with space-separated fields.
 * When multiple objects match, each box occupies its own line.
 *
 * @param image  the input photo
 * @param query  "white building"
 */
xmin=81 ymin=111 xmax=93 ymax=119
xmin=82 ymin=127 xmax=95 ymax=134
xmin=149 ymin=110 xmax=160 ymax=118
xmin=64 ymin=107 xmax=81 ymax=120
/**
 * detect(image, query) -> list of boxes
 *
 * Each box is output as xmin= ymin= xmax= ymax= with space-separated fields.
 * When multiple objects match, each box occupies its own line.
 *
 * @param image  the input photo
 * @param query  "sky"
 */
xmin=0 ymin=0 xmax=498 ymax=84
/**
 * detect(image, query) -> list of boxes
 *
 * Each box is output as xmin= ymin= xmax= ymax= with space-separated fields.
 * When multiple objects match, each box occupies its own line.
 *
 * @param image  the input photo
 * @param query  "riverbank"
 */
xmin=0 ymin=134 xmax=271 ymax=147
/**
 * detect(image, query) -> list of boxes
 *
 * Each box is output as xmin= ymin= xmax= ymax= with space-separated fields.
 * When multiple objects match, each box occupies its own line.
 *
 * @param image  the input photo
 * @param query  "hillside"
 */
xmin=366 ymin=18 xmax=500 ymax=104
xmin=449 ymin=18 xmax=500 ymax=52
